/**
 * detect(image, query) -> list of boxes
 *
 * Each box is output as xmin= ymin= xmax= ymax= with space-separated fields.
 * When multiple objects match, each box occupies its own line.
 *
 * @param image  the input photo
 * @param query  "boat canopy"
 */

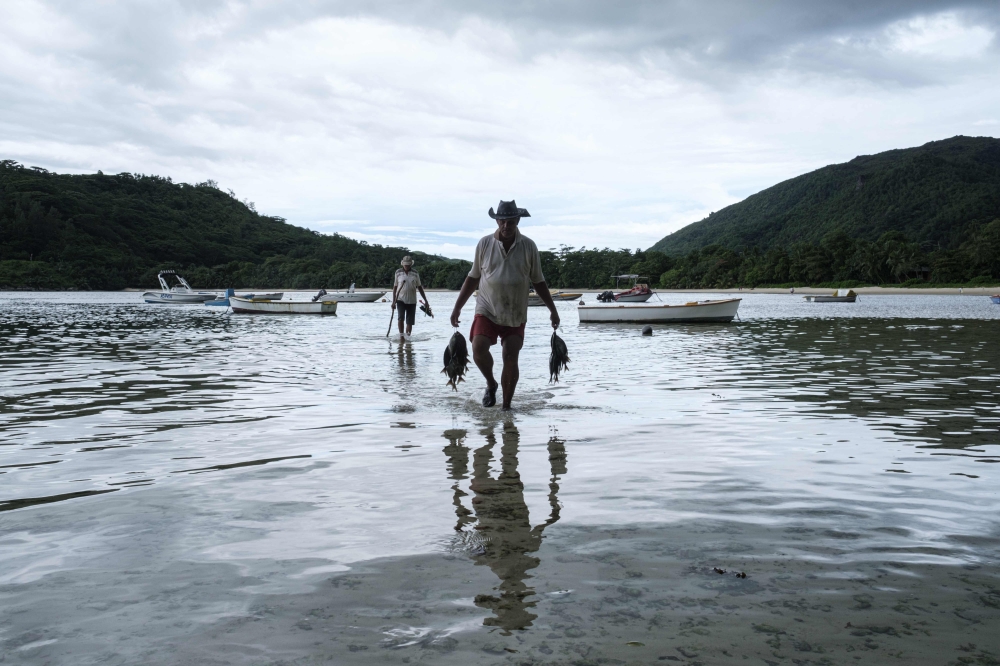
xmin=157 ymin=270 xmax=193 ymax=292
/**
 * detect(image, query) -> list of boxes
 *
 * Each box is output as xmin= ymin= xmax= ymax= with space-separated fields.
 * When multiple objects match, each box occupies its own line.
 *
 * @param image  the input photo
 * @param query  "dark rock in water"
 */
xmin=549 ymin=331 xmax=570 ymax=382
xmin=442 ymin=331 xmax=469 ymax=390
xmin=641 ymin=325 xmax=653 ymax=336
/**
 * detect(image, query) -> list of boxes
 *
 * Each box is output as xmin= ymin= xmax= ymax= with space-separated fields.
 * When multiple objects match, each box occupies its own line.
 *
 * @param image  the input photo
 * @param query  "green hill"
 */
xmin=0 ymin=160 xmax=469 ymax=290
xmin=651 ymin=136 xmax=1000 ymax=256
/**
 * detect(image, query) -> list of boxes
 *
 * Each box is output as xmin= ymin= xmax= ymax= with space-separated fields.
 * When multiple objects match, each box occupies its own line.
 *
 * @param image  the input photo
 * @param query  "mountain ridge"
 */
xmin=650 ymin=136 xmax=1000 ymax=256
xmin=0 ymin=160 xmax=469 ymax=290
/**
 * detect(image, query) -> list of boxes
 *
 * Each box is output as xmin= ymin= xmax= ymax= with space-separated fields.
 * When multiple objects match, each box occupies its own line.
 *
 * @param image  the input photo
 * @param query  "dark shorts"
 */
xmin=470 ymin=314 xmax=525 ymax=345
xmin=399 ymin=302 xmax=416 ymax=326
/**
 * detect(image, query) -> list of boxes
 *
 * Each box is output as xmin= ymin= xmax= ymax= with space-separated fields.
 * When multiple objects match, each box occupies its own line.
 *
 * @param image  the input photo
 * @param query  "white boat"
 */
xmin=314 ymin=284 xmax=385 ymax=303
xmin=143 ymin=271 xmax=219 ymax=304
xmin=578 ymin=298 xmax=741 ymax=323
xmin=230 ymin=296 xmax=338 ymax=315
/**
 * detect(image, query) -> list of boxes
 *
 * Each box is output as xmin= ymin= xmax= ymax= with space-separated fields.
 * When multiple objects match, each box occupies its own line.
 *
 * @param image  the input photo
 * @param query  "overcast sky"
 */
xmin=2 ymin=1 xmax=998 ymax=259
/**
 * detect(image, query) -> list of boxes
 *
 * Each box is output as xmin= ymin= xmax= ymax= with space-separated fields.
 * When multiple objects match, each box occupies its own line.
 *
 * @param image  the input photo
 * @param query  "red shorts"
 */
xmin=470 ymin=314 xmax=525 ymax=345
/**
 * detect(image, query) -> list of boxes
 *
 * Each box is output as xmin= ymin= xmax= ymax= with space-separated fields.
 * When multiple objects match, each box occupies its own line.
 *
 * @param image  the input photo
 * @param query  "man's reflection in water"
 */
xmin=442 ymin=423 xmax=566 ymax=633
xmin=394 ymin=342 xmax=415 ymax=377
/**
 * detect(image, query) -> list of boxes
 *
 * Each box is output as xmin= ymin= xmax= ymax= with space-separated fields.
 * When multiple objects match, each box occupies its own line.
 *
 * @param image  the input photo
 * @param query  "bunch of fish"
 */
xmin=442 ymin=330 xmax=470 ymax=390
xmin=419 ymin=299 xmax=434 ymax=318
xmin=549 ymin=330 xmax=570 ymax=382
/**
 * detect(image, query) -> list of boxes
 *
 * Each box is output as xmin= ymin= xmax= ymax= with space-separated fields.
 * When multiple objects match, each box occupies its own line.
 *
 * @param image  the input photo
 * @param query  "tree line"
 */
xmin=541 ymin=222 xmax=1000 ymax=290
xmin=0 ymin=160 xmax=470 ymax=290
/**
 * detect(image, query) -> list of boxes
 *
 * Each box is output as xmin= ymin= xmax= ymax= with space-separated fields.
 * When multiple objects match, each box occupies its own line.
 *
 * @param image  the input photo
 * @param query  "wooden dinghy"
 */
xmin=578 ymin=298 xmax=741 ymax=323
xmin=230 ymin=296 xmax=338 ymax=315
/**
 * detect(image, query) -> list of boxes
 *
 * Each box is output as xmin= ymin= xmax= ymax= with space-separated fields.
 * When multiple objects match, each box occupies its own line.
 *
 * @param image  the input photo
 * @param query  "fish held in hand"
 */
xmin=549 ymin=330 xmax=570 ymax=382
xmin=442 ymin=331 xmax=470 ymax=390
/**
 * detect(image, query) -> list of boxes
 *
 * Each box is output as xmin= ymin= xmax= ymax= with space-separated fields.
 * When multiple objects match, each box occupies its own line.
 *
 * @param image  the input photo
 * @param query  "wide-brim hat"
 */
xmin=400 ymin=255 xmax=413 ymax=266
xmin=489 ymin=199 xmax=530 ymax=219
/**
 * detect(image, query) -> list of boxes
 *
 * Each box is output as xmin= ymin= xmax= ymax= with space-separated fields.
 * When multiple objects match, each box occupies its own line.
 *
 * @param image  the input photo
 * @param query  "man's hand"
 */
xmin=391 ymin=300 xmax=397 ymax=310
xmin=550 ymin=309 xmax=560 ymax=329
xmin=450 ymin=308 xmax=461 ymax=328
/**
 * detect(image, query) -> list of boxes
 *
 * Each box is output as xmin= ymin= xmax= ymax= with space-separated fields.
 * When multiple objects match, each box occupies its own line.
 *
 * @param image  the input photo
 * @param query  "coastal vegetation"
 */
xmin=541 ymin=221 xmax=1000 ymax=289
xmin=0 ymin=160 xmax=469 ymax=290
xmin=651 ymin=136 xmax=1000 ymax=259
xmin=4 ymin=134 xmax=999 ymax=292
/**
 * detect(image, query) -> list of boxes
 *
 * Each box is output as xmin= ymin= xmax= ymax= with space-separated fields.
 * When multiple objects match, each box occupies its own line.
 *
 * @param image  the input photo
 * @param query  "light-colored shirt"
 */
xmin=394 ymin=269 xmax=422 ymax=305
xmin=468 ymin=229 xmax=545 ymax=327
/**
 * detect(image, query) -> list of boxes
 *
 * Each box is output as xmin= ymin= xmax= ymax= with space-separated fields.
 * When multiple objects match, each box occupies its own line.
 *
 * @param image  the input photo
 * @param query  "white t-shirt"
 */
xmin=468 ymin=229 xmax=545 ymax=327
xmin=394 ymin=269 xmax=422 ymax=305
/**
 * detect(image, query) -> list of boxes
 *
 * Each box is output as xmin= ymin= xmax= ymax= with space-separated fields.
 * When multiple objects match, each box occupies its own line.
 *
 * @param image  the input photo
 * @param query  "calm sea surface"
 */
xmin=2 ymin=292 xmax=999 ymax=665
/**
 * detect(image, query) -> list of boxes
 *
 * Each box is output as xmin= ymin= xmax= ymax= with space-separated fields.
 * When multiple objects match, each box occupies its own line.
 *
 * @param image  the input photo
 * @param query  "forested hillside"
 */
xmin=0 ymin=160 xmax=469 ymax=290
xmin=538 ymin=215 xmax=1000 ymax=290
xmin=651 ymin=136 xmax=1000 ymax=256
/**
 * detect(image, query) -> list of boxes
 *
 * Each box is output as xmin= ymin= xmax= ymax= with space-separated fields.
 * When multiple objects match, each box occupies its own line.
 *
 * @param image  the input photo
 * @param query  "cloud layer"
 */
xmin=2 ymin=0 xmax=998 ymax=258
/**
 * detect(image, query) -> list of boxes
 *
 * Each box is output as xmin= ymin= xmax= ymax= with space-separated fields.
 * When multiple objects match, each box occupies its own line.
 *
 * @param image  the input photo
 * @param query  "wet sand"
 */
xmin=4 ymin=480 xmax=997 ymax=665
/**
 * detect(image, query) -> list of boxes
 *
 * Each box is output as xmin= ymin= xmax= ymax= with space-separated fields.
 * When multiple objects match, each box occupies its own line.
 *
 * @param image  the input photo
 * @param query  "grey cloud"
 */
xmin=29 ymin=1 xmax=1000 ymax=89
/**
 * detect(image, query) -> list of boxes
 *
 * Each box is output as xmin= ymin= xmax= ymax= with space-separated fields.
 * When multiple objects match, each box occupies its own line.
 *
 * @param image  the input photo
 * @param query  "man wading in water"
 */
xmin=450 ymin=200 xmax=559 ymax=409
xmin=393 ymin=255 xmax=430 ymax=342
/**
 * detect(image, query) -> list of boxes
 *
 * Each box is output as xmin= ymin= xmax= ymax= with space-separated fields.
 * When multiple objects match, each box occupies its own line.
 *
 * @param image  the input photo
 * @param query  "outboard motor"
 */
xmin=311 ymin=288 xmax=328 ymax=302
xmin=597 ymin=290 xmax=615 ymax=303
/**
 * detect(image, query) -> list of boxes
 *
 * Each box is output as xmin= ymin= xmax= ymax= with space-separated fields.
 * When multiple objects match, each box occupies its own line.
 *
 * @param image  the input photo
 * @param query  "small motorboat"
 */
xmin=527 ymin=289 xmax=583 ymax=306
xmin=205 ymin=288 xmax=235 ymax=307
xmin=578 ymin=298 xmax=741 ymax=323
xmin=206 ymin=289 xmax=284 ymax=307
xmin=230 ymin=295 xmax=338 ymax=315
xmin=990 ymin=295 xmax=1000 ymax=304
xmin=143 ymin=271 xmax=219 ymax=304
xmin=314 ymin=284 xmax=386 ymax=303
xmin=597 ymin=275 xmax=655 ymax=303
xmin=804 ymin=289 xmax=857 ymax=303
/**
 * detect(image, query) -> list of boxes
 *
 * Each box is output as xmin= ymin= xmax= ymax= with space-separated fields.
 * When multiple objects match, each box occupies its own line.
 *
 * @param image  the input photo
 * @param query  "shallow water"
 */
xmin=1 ymin=292 xmax=999 ymax=665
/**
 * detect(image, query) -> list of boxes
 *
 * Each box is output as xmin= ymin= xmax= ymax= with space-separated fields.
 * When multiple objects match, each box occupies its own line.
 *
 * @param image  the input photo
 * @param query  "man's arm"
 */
xmin=533 ymin=281 xmax=560 ymax=329
xmin=450 ymin=276 xmax=479 ymax=327
xmin=391 ymin=277 xmax=399 ymax=309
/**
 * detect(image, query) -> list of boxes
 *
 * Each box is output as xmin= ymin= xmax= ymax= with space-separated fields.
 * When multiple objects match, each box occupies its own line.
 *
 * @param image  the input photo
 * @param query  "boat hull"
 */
xmin=614 ymin=292 xmax=653 ymax=303
xmin=811 ymin=295 xmax=857 ymax=303
xmin=578 ymin=298 xmax=741 ymax=323
xmin=230 ymin=297 xmax=338 ymax=314
xmin=325 ymin=291 xmax=386 ymax=303
xmin=990 ymin=295 xmax=1000 ymax=304
xmin=143 ymin=291 xmax=217 ymax=304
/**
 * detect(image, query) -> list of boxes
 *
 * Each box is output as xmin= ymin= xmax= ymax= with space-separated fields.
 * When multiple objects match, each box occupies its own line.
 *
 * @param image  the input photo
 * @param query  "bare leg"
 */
xmin=397 ymin=313 xmax=405 ymax=341
xmin=405 ymin=323 xmax=413 ymax=337
xmin=499 ymin=335 xmax=523 ymax=409
xmin=472 ymin=335 xmax=498 ymax=390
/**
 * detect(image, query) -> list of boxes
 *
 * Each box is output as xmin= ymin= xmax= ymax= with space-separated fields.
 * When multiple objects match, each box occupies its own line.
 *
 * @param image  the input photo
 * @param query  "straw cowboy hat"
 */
xmin=488 ymin=200 xmax=531 ymax=219
xmin=400 ymin=255 xmax=414 ymax=266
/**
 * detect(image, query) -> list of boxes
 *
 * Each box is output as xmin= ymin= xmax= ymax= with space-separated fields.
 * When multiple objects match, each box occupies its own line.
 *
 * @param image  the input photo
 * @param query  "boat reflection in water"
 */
xmin=442 ymin=424 xmax=566 ymax=634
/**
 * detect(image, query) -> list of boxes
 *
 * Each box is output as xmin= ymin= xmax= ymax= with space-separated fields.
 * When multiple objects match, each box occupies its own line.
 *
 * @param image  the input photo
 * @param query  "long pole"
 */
xmin=386 ymin=304 xmax=395 ymax=337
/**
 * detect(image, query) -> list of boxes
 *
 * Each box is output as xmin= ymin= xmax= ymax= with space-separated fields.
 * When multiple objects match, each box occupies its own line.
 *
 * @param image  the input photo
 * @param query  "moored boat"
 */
xmin=142 ymin=271 xmax=219 ymax=304
xmin=230 ymin=296 xmax=338 ymax=315
xmin=597 ymin=275 xmax=655 ymax=303
xmin=527 ymin=287 xmax=583 ymax=306
xmin=578 ymin=298 xmax=741 ymax=323
xmin=314 ymin=284 xmax=386 ymax=303
xmin=991 ymin=295 xmax=1000 ymax=304
xmin=804 ymin=289 xmax=857 ymax=303
xmin=206 ymin=289 xmax=284 ymax=307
